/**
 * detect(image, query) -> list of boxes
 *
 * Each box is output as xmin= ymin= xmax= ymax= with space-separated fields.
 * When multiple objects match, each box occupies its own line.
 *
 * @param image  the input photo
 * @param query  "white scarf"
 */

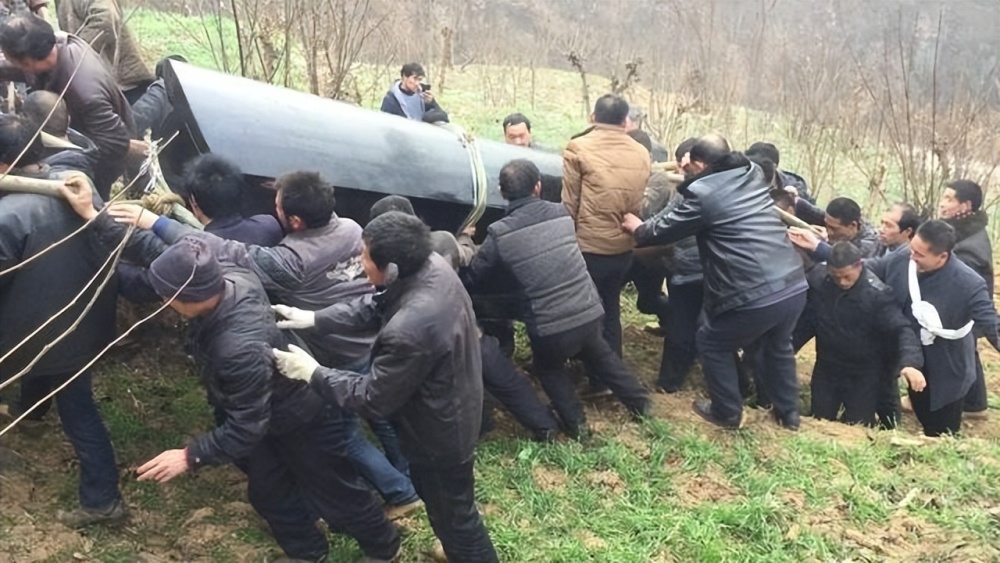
xmin=908 ymin=260 xmax=974 ymax=345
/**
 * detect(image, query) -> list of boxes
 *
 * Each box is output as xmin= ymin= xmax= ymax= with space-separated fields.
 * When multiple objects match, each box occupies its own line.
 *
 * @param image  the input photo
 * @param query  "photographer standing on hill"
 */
xmin=380 ymin=62 xmax=447 ymax=122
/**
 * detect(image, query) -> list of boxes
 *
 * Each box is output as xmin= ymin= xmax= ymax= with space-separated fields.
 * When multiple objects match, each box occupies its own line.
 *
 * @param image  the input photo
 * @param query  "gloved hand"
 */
xmin=272 ymin=304 xmax=316 ymax=330
xmin=273 ymin=344 xmax=320 ymax=382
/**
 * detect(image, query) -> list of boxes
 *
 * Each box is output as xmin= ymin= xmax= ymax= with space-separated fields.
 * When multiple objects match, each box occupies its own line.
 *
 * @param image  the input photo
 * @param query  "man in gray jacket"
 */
xmin=462 ymin=159 xmax=650 ymax=439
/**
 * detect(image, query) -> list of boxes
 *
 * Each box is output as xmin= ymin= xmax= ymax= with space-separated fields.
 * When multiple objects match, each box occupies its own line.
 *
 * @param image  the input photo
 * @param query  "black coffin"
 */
xmin=160 ymin=61 xmax=564 ymax=231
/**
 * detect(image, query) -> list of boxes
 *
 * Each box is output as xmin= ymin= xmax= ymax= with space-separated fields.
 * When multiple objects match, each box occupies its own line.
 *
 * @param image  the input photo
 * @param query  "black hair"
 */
xmin=22 ymin=90 xmax=69 ymax=137
xmin=828 ymin=241 xmax=863 ymax=269
xmin=769 ymin=188 xmax=795 ymax=212
xmin=400 ymin=62 xmax=425 ymax=78
xmin=626 ymin=129 xmax=652 ymax=155
xmin=155 ymin=54 xmax=187 ymax=80
xmin=0 ymin=113 xmax=43 ymax=166
xmin=363 ymin=211 xmax=432 ymax=278
xmin=499 ymin=159 xmax=540 ymax=201
xmin=747 ymin=154 xmax=776 ymax=186
xmin=370 ymin=195 xmax=415 ymax=220
xmin=592 ymin=93 xmax=630 ymax=126
xmin=688 ymin=134 xmax=731 ymax=166
xmin=674 ymin=137 xmax=697 ymax=163
xmin=825 ymin=197 xmax=861 ymax=226
xmin=0 ymin=16 xmax=55 ymax=61
xmin=423 ymin=108 xmax=449 ymax=123
xmin=276 ymin=171 xmax=336 ymax=229
xmin=746 ymin=142 xmax=780 ymax=167
xmin=916 ymin=220 xmax=957 ymax=254
xmin=893 ymin=202 xmax=922 ymax=237
xmin=182 ymin=154 xmax=246 ymax=220
xmin=503 ymin=113 xmax=531 ymax=132
xmin=947 ymin=179 xmax=983 ymax=211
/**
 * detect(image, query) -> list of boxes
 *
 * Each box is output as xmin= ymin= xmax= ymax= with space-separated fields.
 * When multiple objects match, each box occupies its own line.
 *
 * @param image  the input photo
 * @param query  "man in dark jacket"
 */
xmin=60 ymin=181 xmax=403 ymax=562
xmin=876 ymin=202 xmax=921 ymax=257
xmin=790 ymin=221 xmax=1000 ymax=436
xmin=181 ymin=154 xmax=284 ymax=247
xmin=379 ymin=62 xmax=445 ymax=122
xmin=273 ymin=212 xmax=499 ymax=563
xmin=462 ymin=159 xmax=650 ymax=438
xmin=107 ymin=173 xmax=421 ymax=516
xmin=800 ymin=242 xmax=925 ymax=426
xmin=0 ymin=16 xmax=133 ymax=198
xmin=939 ymin=179 xmax=993 ymax=418
xmin=368 ymin=194 xmax=559 ymax=441
xmin=0 ymin=114 xmax=125 ymax=528
xmin=624 ymin=136 xmax=808 ymax=430
xmin=746 ymin=141 xmax=813 ymax=203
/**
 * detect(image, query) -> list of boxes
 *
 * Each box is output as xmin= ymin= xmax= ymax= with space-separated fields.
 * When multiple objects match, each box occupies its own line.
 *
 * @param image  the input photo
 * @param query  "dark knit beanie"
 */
xmin=148 ymin=237 xmax=225 ymax=302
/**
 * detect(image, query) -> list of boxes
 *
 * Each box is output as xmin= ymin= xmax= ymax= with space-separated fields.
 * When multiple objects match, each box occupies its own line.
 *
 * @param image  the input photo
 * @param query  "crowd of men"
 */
xmin=0 ymin=5 xmax=996 ymax=561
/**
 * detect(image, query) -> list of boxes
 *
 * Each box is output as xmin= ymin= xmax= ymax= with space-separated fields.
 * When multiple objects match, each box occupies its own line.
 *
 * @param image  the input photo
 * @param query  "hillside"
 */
xmin=0 ymin=8 xmax=999 ymax=563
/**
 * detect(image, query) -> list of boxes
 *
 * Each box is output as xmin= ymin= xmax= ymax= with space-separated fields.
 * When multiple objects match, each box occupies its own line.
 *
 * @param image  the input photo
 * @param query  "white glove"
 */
xmin=272 ymin=304 xmax=316 ymax=330
xmin=272 ymin=344 xmax=320 ymax=382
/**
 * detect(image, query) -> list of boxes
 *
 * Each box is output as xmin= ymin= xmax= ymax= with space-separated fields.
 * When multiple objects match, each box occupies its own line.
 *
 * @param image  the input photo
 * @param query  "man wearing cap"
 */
xmin=59 ymin=180 xmax=403 ymax=563
xmin=799 ymin=241 xmax=924 ymax=426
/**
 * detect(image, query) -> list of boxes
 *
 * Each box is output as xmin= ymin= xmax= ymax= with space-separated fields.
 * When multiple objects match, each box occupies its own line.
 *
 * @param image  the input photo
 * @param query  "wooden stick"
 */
xmin=0 ymin=175 xmax=64 ymax=197
xmin=775 ymin=206 xmax=825 ymax=234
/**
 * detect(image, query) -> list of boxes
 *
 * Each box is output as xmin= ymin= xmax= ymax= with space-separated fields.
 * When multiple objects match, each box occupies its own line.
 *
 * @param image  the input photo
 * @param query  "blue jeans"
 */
xmin=344 ymin=419 xmax=418 ymax=505
xmin=339 ymin=355 xmax=415 ymax=503
xmin=22 ymin=372 xmax=120 ymax=509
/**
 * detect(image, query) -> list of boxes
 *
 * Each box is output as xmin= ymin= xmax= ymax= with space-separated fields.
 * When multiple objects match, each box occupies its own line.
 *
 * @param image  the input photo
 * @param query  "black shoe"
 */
xmin=691 ymin=399 xmax=745 ymax=429
xmin=57 ymin=498 xmax=128 ymax=528
xmin=772 ymin=408 xmax=800 ymax=431
xmin=655 ymin=384 xmax=680 ymax=394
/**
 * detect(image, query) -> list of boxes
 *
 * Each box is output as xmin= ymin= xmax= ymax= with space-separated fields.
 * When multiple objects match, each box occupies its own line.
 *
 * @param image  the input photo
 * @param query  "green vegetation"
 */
xmin=1 ymin=9 xmax=998 ymax=563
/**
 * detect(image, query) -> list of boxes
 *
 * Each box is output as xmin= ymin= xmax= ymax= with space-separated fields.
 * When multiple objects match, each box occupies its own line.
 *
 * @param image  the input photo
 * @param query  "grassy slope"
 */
xmin=1 ymin=9 xmax=999 ymax=563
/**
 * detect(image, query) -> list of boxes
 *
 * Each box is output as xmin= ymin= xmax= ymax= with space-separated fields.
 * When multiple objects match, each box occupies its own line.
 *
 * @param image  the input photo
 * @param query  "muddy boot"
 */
xmin=57 ymin=498 xmax=128 ymax=528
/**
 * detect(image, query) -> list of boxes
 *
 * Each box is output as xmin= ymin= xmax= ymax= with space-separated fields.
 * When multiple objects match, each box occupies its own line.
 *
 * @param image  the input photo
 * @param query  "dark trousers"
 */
xmin=481 ymin=334 xmax=559 ymax=437
xmin=810 ymin=366 xmax=880 ymax=426
xmin=123 ymin=82 xmax=153 ymax=106
xmin=18 ymin=372 xmax=120 ymax=510
xmin=245 ymin=407 xmax=400 ymax=561
xmin=530 ymin=318 xmax=649 ymax=430
xmin=909 ymin=388 xmax=963 ymax=437
xmin=875 ymin=375 xmax=901 ymax=429
xmin=696 ymin=291 xmax=806 ymax=420
xmin=657 ymin=281 xmax=702 ymax=391
xmin=480 ymin=319 xmax=515 ymax=358
xmin=962 ymin=351 xmax=988 ymax=413
xmin=583 ymin=251 xmax=634 ymax=356
xmin=409 ymin=459 xmax=498 ymax=563
xmin=629 ymin=259 xmax=669 ymax=319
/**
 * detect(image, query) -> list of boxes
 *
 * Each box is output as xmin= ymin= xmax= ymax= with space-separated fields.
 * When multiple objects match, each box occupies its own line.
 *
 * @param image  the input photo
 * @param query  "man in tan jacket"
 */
xmin=562 ymin=93 xmax=651 ymax=362
xmin=56 ymin=0 xmax=154 ymax=104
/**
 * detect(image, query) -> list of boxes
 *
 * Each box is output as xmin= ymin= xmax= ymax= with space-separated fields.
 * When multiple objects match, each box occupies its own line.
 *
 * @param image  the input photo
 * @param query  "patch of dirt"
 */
xmin=585 ymin=469 xmax=626 ymax=493
xmin=671 ymin=466 xmax=741 ymax=507
xmin=577 ymin=530 xmax=607 ymax=551
xmin=531 ymin=465 xmax=567 ymax=492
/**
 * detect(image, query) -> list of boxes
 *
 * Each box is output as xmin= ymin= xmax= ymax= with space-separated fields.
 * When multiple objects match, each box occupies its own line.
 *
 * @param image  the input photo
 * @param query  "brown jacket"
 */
xmin=561 ymin=124 xmax=650 ymax=255
xmin=57 ymin=0 xmax=153 ymax=91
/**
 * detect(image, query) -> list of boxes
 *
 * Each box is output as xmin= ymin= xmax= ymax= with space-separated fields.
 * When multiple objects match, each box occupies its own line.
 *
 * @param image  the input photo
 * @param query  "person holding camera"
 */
xmin=380 ymin=62 xmax=447 ymax=122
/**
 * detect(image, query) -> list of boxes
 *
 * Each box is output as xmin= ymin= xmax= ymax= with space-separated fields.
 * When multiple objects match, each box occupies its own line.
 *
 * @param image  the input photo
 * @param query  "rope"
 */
xmin=0 ymin=265 xmax=196 ymax=438
xmin=0 ymin=226 xmax=133 ymax=392
xmin=0 ymin=131 xmax=180 ymax=278
xmin=456 ymin=128 xmax=489 ymax=235
xmin=119 ymin=192 xmax=185 ymax=216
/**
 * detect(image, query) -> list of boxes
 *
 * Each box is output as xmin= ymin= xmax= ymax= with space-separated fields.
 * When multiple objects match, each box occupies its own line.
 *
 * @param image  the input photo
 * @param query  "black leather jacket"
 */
xmin=634 ymin=154 xmax=805 ymax=317
xmin=310 ymin=254 xmax=483 ymax=468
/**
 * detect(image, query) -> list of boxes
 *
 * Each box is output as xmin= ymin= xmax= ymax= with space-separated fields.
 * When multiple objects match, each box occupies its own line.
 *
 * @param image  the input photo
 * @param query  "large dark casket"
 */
xmin=159 ymin=61 xmax=564 ymax=233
